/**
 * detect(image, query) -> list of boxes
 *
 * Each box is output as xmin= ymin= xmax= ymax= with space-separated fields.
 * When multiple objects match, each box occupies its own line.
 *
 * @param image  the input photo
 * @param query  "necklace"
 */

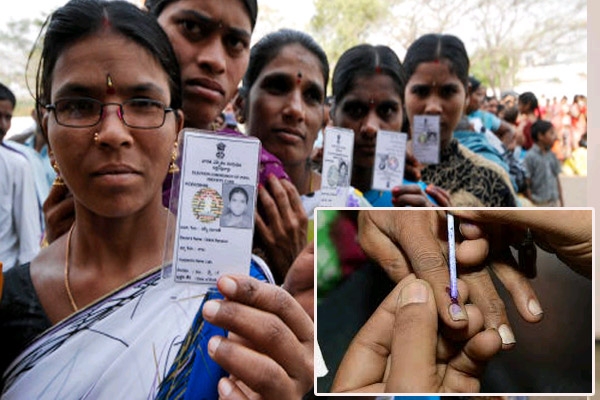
xmin=64 ymin=224 xmax=78 ymax=312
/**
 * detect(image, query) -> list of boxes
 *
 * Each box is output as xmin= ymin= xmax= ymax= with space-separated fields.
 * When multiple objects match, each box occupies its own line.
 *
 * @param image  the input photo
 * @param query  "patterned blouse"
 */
xmin=421 ymin=139 xmax=518 ymax=207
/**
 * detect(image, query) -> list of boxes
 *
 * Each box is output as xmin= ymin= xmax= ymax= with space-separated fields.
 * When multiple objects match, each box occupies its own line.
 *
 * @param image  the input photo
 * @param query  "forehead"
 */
xmin=51 ymin=32 xmax=170 ymax=98
xmin=342 ymin=74 xmax=402 ymax=99
xmin=258 ymin=44 xmax=324 ymax=85
xmin=160 ymin=0 xmax=252 ymax=32
xmin=408 ymin=61 xmax=462 ymax=84
xmin=0 ymin=100 xmax=14 ymax=114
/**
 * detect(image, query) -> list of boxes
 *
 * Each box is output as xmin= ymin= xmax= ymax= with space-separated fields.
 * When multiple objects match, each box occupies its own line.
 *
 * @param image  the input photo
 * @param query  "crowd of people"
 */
xmin=0 ymin=0 xmax=590 ymax=397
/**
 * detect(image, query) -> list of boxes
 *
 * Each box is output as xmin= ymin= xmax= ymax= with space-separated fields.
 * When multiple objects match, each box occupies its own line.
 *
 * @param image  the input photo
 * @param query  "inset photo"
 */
xmin=315 ymin=208 xmax=593 ymax=396
xmin=220 ymin=183 xmax=254 ymax=229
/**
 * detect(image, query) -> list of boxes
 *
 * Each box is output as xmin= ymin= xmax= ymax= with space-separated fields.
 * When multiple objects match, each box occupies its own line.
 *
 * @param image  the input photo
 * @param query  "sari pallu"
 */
xmin=1 ymin=257 xmax=274 ymax=399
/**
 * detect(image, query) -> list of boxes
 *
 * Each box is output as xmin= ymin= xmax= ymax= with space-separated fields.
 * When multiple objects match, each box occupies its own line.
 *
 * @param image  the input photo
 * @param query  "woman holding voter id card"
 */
xmin=329 ymin=43 xmax=451 ymax=207
xmin=394 ymin=33 xmax=517 ymax=207
xmin=0 ymin=1 xmax=313 ymax=399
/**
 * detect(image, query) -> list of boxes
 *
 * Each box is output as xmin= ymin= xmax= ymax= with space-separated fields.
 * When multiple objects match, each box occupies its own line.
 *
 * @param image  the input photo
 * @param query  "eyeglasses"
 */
xmin=45 ymin=97 xmax=174 ymax=129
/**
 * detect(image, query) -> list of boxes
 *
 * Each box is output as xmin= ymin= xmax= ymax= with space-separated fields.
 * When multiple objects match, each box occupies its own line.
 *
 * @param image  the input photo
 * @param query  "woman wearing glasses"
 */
xmin=0 ymin=0 xmax=313 ymax=398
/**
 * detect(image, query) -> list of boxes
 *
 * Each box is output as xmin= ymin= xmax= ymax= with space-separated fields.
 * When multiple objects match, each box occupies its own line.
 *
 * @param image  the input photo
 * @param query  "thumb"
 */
xmin=387 ymin=278 xmax=439 ymax=392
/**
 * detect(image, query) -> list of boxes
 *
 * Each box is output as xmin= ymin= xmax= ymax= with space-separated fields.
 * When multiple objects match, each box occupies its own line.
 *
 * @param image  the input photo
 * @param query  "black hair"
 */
xmin=241 ymin=29 xmax=329 ymax=98
xmin=332 ymin=44 xmax=405 ymax=103
xmin=0 ymin=83 xmax=16 ymax=108
xmin=145 ymin=0 xmax=258 ymax=30
xmin=32 ymin=0 xmax=182 ymax=126
xmin=403 ymin=33 xmax=470 ymax=89
xmin=530 ymin=119 xmax=553 ymax=142
xmin=518 ymin=91 xmax=539 ymax=115
xmin=469 ymin=76 xmax=481 ymax=91
xmin=502 ymin=106 xmax=519 ymax=124
xmin=229 ymin=186 xmax=249 ymax=202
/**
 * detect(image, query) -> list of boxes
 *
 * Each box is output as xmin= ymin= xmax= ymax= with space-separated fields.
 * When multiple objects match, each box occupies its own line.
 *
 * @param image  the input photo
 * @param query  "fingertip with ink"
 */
xmin=448 ymin=301 xmax=468 ymax=321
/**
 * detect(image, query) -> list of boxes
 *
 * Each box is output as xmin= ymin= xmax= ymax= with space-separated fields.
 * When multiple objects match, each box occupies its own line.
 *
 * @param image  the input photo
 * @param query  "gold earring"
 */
xmin=52 ymin=162 xmax=65 ymax=186
xmin=168 ymin=143 xmax=179 ymax=174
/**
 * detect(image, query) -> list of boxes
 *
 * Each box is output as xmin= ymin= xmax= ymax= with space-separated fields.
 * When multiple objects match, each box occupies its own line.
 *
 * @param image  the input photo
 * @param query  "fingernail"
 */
xmin=218 ymin=377 xmax=233 ymax=397
xmin=449 ymin=303 xmax=467 ymax=321
xmin=498 ymin=324 xmax=516 ymax=345
xmin=208 ymin=336 xmax=222 ymax=356
xmin=219 ymin=276 xmax=237 ymax=296
xmin=202 ymin=300 xmax=220 ymax=318
xmin=528 ymin=298 xmax=543 ymax=316
xmin=399 ymin=280 xmax=428 ymax=307
xmin=458 ymin=222 xmax=475 ymax=237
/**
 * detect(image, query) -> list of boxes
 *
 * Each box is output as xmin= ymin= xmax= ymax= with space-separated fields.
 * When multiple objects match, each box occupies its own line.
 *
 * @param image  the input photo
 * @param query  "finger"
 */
xmin=208 ymin=336 xmax=305 ymax=399
xmin=386 ymin=279 xmax=439 ymax=393
xmin=254 ymin=210 xmax=273 ymax=244
xmin=442 ymin=328 xmax=502 ymax=392
xmin=425 ymin=186 xmax=451 ymax=207
xmin=391 ymin=194 xmax=430 ymax=207
xmin=357 ymin=212 xmax=412 ymax=282
xmin=217 ymin=377 xmax=251 ymax=400
xmin=281 ymin=179 xmax=306 ymax=216
xmin=438 ymin=303 xmax=484 ymax=358
xmin=391 ymin=184 xmax=425 ymax=197
xmin=212 ymin=275 xmax=313 ymax=341
xmin=42 ymin=183 xmax=71 ymax=214
xmin=266 ymin=175 xmax=293 ymax=218
xmin=455 ymin=238 xmax=488 ymax=268
xmin=257 ymin=184 xmax=283 ymax=235
xmin=360 ymin=211 xmax=469 ymax=329
xmin=459 ymin=269 xmax=516 ymax=349
xmin=458 ymin=220 xmax=487 ymax=240
xmin=452 ymin=209 xmax=592 ymax=244
xmin=489 ymin=252 xmax=543 ymax=323
xmin=43 ymin=193 xmax=75 ymax=243
xmin=203 ymin=298 xmax=310 ymax=380
xmin=332 ymin=275 xmax=408 ymax=392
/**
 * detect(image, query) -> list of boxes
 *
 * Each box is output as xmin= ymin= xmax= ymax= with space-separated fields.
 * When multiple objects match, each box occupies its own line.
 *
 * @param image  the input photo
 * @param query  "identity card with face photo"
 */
xmin=412 ymin=115 xmax=441 ymax=165
xmin=319 ymin=126 xmax=354 ymax=207
xmin=169 ymin=129 xmax=260 ymax=284
xmin=371 ymin=130 xmax=408 ymax=191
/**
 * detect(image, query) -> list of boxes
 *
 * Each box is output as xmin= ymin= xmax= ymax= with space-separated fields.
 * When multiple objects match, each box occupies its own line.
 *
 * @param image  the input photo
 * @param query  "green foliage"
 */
xmin=311 ymin=0 xmax=391 ymax=65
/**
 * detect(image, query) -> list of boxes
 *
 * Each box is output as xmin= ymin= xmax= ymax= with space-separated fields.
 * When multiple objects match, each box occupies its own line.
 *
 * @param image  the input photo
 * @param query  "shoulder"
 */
xmin=0 ymin=144 xmax=29 ymax=167
xmin=457 ymin=143 xmax=517 ymax=191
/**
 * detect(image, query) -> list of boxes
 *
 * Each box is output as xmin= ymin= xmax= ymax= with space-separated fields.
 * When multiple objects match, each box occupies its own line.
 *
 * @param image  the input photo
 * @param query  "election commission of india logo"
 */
xmin=191 ymin=187 xmax=223 ymax=223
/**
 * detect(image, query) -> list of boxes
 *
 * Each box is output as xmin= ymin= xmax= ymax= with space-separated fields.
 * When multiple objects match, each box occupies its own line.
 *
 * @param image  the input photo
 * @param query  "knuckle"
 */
xmin=237 ymin=277 xmax=260 ymax=302
xmin=483 ymin=297 xmax=507 ymax=319
xmin=412 ymin=250 xmax=446 ymax=273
